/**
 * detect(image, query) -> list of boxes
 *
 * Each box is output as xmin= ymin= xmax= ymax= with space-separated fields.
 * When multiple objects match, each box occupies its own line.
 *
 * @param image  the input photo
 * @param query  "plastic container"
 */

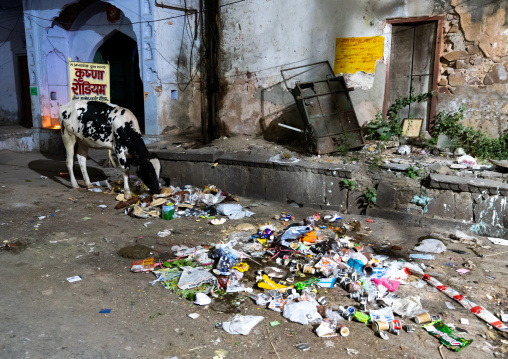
xmin=162 ymin=203 xmax=175 ymax=220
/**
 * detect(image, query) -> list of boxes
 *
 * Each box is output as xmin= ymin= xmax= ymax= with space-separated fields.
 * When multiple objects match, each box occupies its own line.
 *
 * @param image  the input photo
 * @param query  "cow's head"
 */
xmin=136 ymin=154 xmax=161 ymax=195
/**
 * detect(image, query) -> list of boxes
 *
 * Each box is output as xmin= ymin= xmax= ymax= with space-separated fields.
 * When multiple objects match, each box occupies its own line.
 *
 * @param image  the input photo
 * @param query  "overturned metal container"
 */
xmin=281 ymin=61 xmax=364 ymax=155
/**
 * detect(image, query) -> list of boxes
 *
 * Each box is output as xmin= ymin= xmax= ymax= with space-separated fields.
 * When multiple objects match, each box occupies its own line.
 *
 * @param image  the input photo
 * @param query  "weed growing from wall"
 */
xmin=433 ymin=104 xmax=508 ymax=160
xmin=367 ymin=90 xmax=433 ymax=141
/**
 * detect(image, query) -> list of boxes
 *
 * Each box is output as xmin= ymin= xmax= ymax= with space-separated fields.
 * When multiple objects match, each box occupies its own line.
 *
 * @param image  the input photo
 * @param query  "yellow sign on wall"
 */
xmin=68 ymin=60 xmax=110 ymax=102
xmin=334 ymin=36 xmax=384 ymax=75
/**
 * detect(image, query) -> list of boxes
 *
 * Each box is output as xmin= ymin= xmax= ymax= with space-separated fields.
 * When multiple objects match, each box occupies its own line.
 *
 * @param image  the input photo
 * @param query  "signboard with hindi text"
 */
xmin=68 ymin=59 xmax=110 ymax=102
xmin=334 ymin=36 xmax=384 ymax=75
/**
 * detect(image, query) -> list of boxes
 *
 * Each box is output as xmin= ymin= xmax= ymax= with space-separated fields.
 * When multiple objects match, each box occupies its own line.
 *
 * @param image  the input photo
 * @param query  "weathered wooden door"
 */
xmin=388 ymin=22 xmax=437 ymax=131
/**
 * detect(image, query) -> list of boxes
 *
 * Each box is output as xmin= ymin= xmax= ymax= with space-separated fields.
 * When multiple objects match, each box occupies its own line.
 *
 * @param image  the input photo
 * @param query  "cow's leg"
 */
xmin=116 ymin=150 xmax=132 ymax=199
xmin=121 ymin=167 xmax=132 ymax=200
xmin=76 ymin=143 xmax=92 ymax=189
xmin=62 ymin=130 xmax=79 ymax=189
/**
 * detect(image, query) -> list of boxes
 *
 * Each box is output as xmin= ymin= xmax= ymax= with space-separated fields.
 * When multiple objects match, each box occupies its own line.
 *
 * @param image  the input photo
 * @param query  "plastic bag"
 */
xmin=283 ymin=301 xmax=322 ymax=325
xmin=369 ymin=307 xmax=395 ymax=322
xmin=216 ymin=204 xmax=255 ymax=219
xmin=414 ymin=239 xmax=446 ymax=254
xmin=228 ymin=232 xmax=253 ymax=242
xmin=222 ymin=315 xmax=264 ymax=335
xmin=389 ymin=296 xmax=425 ymax=318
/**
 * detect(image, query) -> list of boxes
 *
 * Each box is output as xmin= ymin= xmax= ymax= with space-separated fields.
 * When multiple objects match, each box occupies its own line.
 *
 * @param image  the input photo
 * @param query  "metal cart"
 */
xmin=281 ymin=61 xmax=364 ymax=155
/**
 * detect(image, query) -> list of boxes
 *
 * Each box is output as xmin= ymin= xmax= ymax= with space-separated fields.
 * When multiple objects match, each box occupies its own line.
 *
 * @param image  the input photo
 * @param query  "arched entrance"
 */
xmin=93 ymin=32 xmax=145 ymax=132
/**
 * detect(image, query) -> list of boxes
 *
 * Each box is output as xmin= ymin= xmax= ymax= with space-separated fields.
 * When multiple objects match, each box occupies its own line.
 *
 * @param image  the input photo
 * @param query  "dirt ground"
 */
xmin=0 ymin=149 xmax=507 ymax=359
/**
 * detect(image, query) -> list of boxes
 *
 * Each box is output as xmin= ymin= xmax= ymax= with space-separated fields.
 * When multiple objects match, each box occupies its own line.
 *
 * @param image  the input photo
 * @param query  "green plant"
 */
xmin=364 ymin=188 xmax=377 ymax=206
xmin=433 ymin=104 xmax=508 ymax=160
xmin=338 ymin=132 xmax=352 ymax=154
xmin=406 ymin=166 xmax=425 ymax=179
xmin=367 ymin=89 xmax=433 ymax=141
xmin=341 ymin=179 xmax=357 ymax=190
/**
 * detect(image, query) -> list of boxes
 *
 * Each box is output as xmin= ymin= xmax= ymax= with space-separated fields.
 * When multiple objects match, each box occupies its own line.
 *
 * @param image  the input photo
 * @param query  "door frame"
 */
xmin=382 ymin=16 xmax=444 ymax=132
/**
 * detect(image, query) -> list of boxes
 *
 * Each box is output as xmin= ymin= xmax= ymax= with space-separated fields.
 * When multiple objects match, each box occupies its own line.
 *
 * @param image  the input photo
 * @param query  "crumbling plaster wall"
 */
xmin=218 ymin=0 xmax=446 ymax=138
xmin=154 ymin=1 xmax=202 ymax=136
xmin=436 ymin=0 xmax=508 ymax=137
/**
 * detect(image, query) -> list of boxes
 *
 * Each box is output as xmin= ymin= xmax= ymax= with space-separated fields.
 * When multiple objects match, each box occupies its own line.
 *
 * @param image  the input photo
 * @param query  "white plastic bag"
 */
xmin=283 ymin=301 xmax=322 ymax=325
xmin=414 ymin=239 xmax=446 ymax=254
xmin=222 ymin=315 xmax=264 ymax=335
xmin=216 ymin=204 xmax=255 ymax=219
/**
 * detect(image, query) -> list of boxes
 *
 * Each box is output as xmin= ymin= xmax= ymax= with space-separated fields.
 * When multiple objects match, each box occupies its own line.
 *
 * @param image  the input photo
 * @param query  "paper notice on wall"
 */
xmin=334 ymin=36 xmax=384 ymax=75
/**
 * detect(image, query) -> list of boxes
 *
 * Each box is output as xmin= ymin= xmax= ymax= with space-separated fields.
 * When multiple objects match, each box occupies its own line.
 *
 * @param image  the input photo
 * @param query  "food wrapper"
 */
xmin=423 ymin=320 xmax=473 ymax=352
xmin=353 ymin=311 xmax=370 ymax=324
xmin=131 ymin=257 xmax=155 ymax=272
xmin=314 ymin=257 xmax=339 ymax=277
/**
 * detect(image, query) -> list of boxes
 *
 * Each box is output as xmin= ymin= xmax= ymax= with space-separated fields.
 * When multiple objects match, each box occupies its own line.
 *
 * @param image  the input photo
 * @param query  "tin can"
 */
xmin=360 ymin=298 xmax=368 ymax=311
xmin=162 ymin=203 xmax=175 ymax=220
xmin=414 ymin=312 xmax=432 ymax=324
xmin=404 ymin=324 xmax=415 ymax=333
xmin=372 ymin=320 xmax=389 ymax=332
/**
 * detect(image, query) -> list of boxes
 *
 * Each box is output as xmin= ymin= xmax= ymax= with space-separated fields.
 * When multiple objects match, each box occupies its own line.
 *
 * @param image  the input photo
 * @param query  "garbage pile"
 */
xmin=127 ymin=209 xmax=508 ymax=352
xmin=114 ymin=184 xmax=253 ymax=221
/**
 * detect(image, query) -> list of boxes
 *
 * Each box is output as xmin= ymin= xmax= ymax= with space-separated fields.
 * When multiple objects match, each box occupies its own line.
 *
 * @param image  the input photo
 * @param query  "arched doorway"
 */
xmin=93 ymin=32 xmax=145 ymax=132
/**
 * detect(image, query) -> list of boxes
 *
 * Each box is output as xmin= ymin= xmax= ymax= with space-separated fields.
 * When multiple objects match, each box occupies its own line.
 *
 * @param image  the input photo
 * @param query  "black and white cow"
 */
xmin=58 ymin=100 xmax=161 ymax=199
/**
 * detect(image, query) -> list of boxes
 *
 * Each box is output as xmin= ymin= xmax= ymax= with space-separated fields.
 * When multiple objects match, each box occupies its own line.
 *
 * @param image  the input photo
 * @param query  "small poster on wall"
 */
xmin=68 ymin=59 xmax=110 ymax=102
xmin=334 ymin=36 xmax=384 ymax=75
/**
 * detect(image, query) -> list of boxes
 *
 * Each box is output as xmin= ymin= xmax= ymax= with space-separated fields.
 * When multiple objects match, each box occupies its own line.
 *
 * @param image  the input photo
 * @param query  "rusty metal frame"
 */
xmin=382 ymin=16 xmax=444 ymax=132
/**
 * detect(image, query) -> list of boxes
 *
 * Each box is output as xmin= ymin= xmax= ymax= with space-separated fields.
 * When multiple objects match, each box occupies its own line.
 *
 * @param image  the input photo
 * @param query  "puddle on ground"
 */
xmin=117 ymin=244 xmax=152 ymax=259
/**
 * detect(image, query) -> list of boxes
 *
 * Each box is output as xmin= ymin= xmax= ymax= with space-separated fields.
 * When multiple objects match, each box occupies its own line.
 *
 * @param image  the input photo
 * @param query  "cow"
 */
xmin=58 ymin=100 xmax=161 ymax=199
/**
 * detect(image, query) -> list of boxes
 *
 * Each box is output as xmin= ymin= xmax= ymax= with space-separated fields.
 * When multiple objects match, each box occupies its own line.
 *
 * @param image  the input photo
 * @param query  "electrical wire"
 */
xmin=0 ymin=10 xmax=22 ymax=50
xmin=22 ymin=0 xmax=246 ymax=28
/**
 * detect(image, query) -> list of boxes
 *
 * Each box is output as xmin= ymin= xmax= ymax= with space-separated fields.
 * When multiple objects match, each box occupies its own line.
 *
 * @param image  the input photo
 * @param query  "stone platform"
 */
xmin=154 ymin=147 xmax=508 ymax=237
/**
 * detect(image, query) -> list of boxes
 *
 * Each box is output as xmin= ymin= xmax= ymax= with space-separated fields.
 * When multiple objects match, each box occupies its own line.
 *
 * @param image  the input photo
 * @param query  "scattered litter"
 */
xmin=99 ymin=309 xmax=112 ymax=314
xmin=98 ymin=204 xmax=107 ymax=209
xmin=446 ymin=302 xmax=456 ymax=310
xmin=216 ymin=204 xmax=254 ymax=220
xmin=409 ymin=253 xmax=435 ymax=260
xmin=456 ymin=268 xmax=470 ymax=274
xmin=422 ymin=273 xmax=508 ymax=331
xmin=143 ymin=221 xmax=152 ymax=227
xmin=422 ymin=320 xmax=473 ymax=352
xmin=212 ymin=349 xmax=228 ymax=359
xmin=211 ymin=218 xmax=227 ymax=225
xmin=460 ymin=318 xmax=469 ymax=325
xmin=487 ymin=237 xmax=508 ymax=246
xmin=270 ymin=321 xmax=280 ymax=327
xmin=131 ymin=258 xmax=155 ymax=272
xmin=66 ymin=275 xmax=82 ymax=283
xmin=222 ymin=315 xmax=263 ymax=335
xmin=188 ymin=313 xmax=200 ymax=319
xmin=194 ymin=293 xmax=212 ymax=306
xmin=157 ymin=229 xmax=172 ymax=237
xmin=414 ymin=239 xmax=446 ymax=254
xmin=296 ymin=343 xmax=310 ymax=352
xmin=346 ymin=348 xmax=359 ymax=355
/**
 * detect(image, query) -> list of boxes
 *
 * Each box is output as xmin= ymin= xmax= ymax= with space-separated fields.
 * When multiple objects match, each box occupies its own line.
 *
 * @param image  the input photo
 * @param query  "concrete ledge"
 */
xmin=156 ymin=148 xmax=508 ymax=237
xmin=429 ymin=173 xmax=508 ymax=194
